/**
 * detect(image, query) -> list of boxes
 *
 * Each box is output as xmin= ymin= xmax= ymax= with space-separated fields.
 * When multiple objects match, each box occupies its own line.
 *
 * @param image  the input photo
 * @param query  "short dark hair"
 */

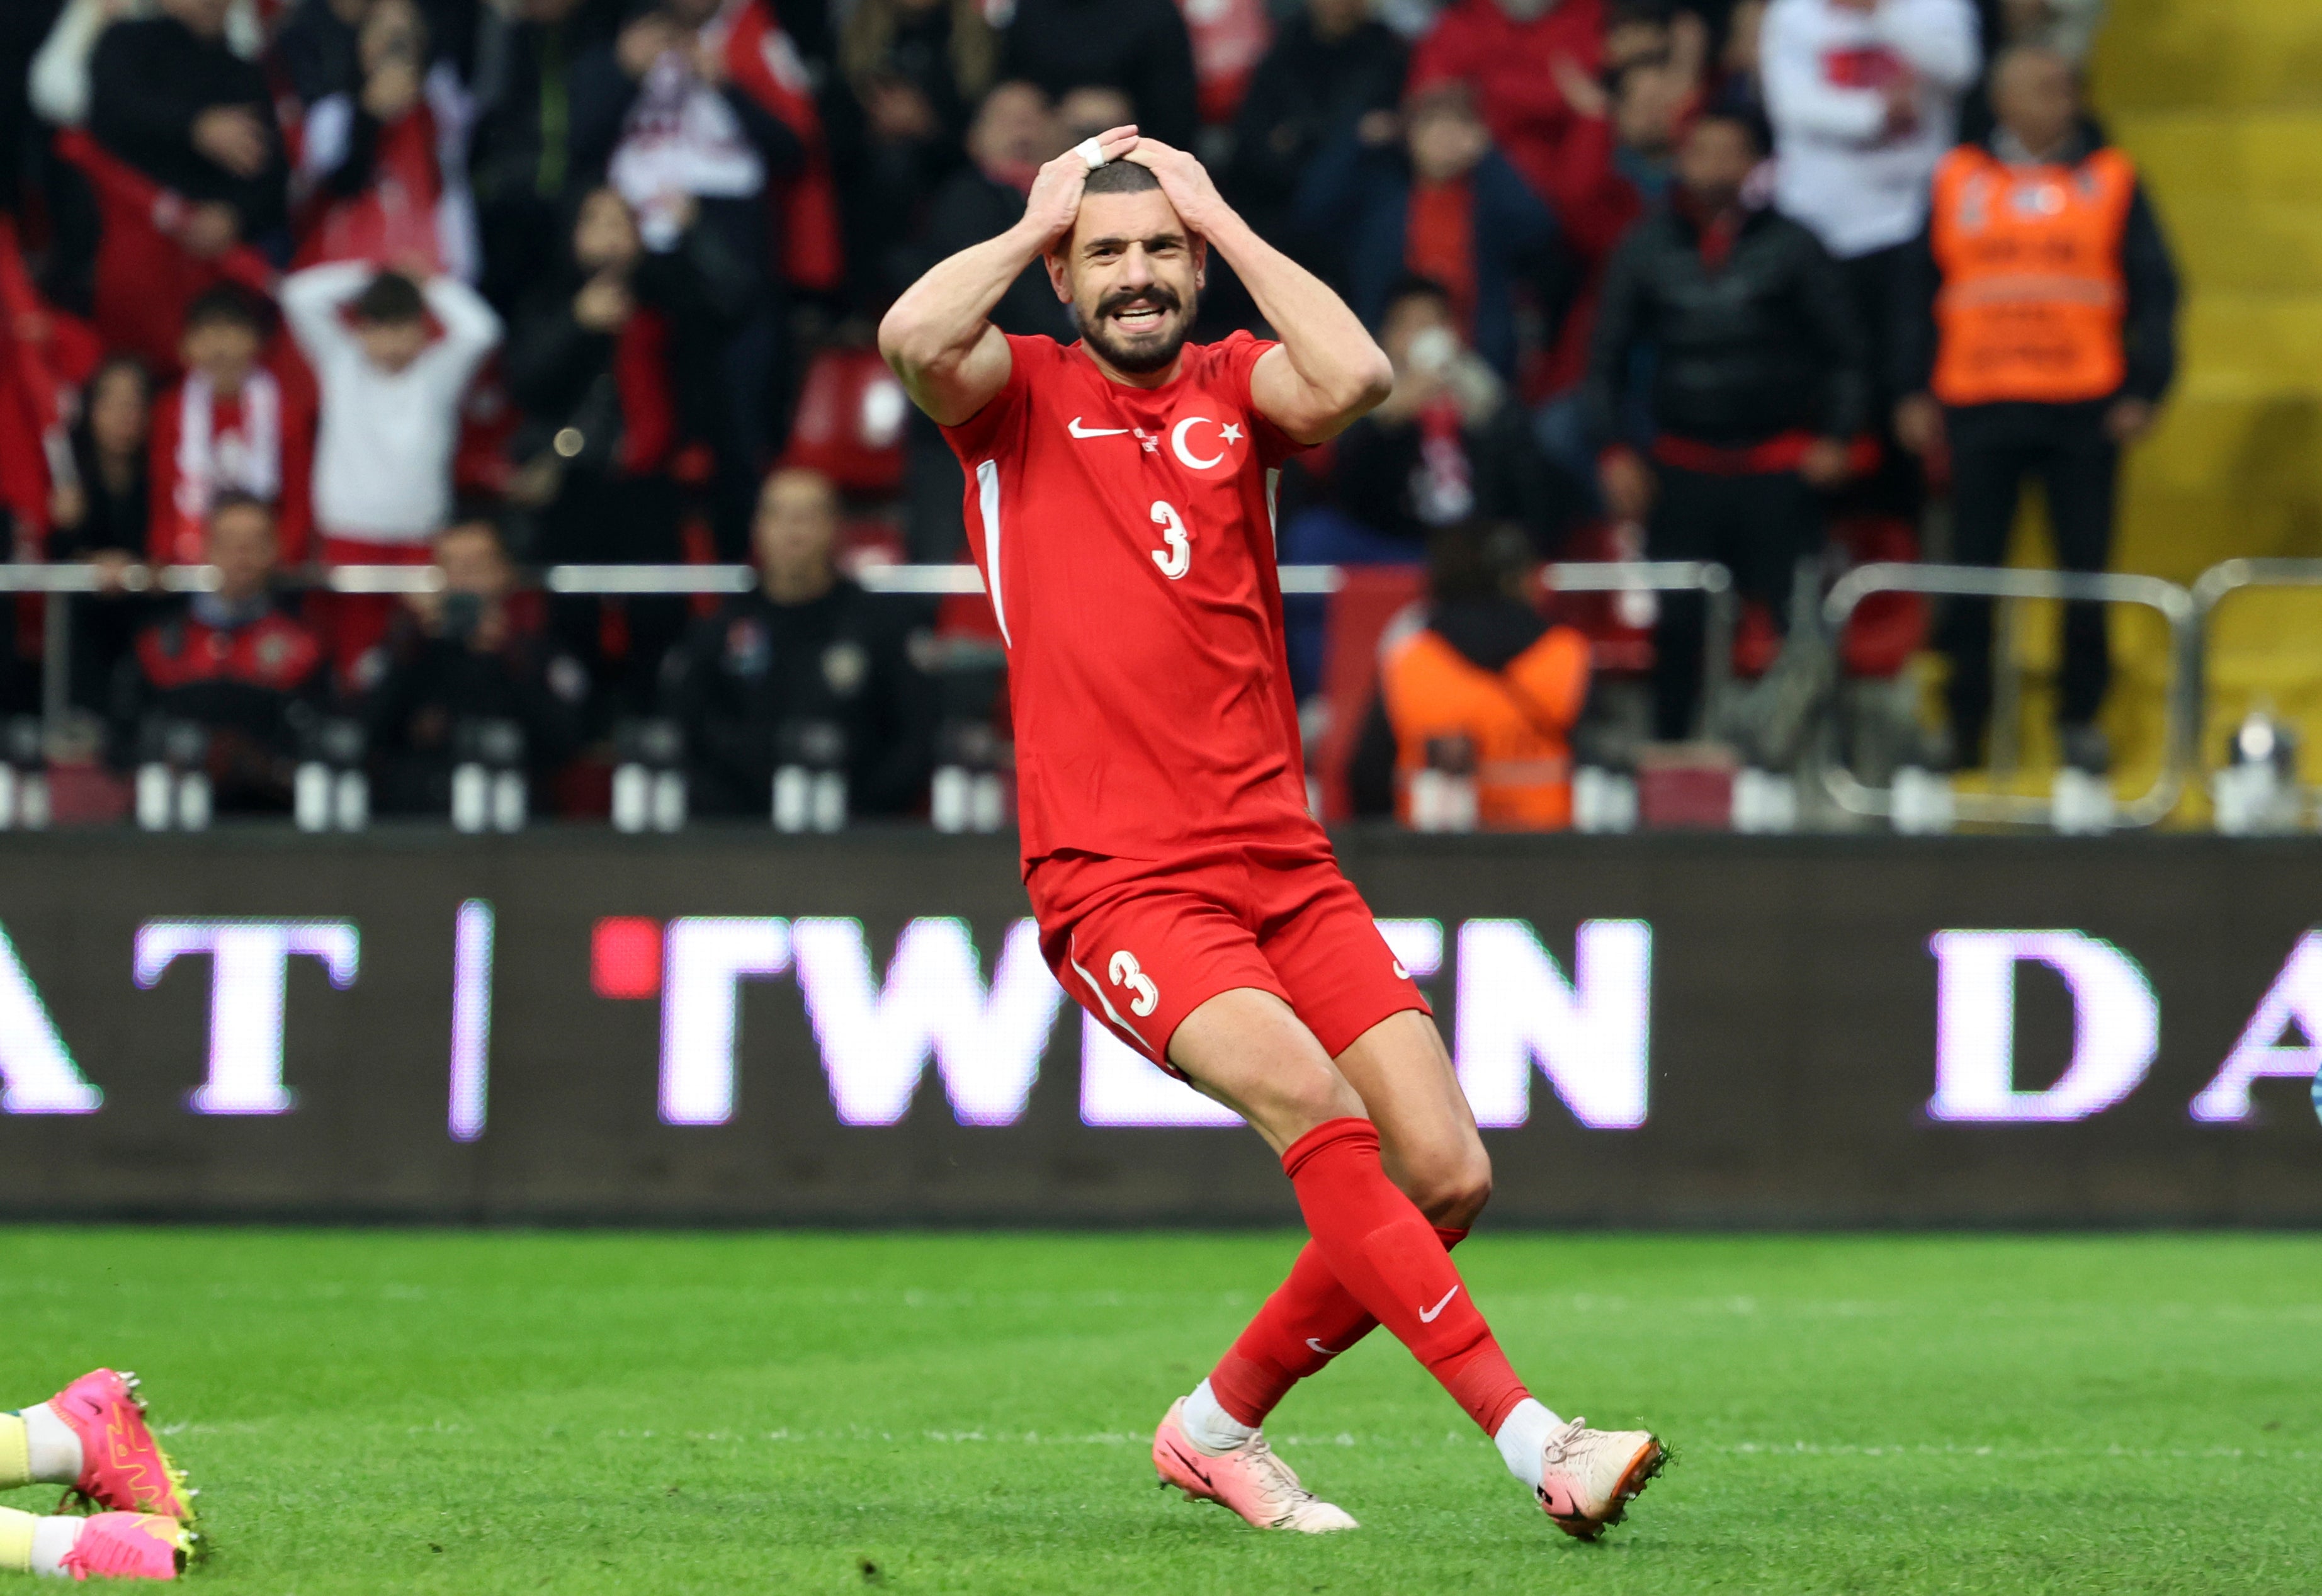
xmin=350 ymin=269 xmax=428 ymax=325
xmin=1080 ymin=160 xmax=1163 ymax=198
xmin=183 ymin=284 xmax=268 ymax=337
xmin=206 ymin=489 xmax=275 ymax=531
xmin=1384 ymin=273 xmax=1453 ymax=318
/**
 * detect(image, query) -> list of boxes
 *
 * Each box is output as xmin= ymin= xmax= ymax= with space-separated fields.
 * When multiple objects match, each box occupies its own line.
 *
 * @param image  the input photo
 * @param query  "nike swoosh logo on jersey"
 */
xmin=1418 ymin=1285 xmax=1461 ymax=1323
xmin=1306 ymin=1338 xmax=1344 ymax=1357
xmin=1067 ymin=417 xmax=1129 ymax=438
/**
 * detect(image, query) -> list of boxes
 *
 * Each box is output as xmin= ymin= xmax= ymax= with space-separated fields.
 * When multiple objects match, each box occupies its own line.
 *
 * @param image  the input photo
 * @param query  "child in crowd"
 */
xmin=280 ymin=259 xmax=502 ymax=677
xmin=149 ymin=285 xmax=304 ymax=565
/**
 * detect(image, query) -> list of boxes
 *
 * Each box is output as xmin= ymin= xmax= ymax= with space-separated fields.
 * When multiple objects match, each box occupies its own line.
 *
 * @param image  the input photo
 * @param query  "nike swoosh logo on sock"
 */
xmin=1418 ymin=1285 xmax=1461 ymax=1323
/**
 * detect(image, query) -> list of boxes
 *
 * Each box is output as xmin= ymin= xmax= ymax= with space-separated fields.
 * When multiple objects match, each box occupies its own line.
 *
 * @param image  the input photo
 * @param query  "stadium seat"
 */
xmin=782 ymin=347 xmax=910 ymax=495
xmin=1312 ymin=565 xmax=1426 ymax=821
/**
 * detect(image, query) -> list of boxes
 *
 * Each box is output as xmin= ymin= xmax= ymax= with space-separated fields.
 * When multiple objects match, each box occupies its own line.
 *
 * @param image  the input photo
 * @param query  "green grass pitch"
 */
xmin=3 ymin=1228 xmax=2316 ymax=1593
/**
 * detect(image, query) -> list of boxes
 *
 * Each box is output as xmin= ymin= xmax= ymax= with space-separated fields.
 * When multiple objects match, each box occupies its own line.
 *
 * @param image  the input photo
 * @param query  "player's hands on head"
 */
xmin=1121 ymin=138 xmax=1227 ymax=235
xmin=1019 ymin=125 xmax=1139 ymax=247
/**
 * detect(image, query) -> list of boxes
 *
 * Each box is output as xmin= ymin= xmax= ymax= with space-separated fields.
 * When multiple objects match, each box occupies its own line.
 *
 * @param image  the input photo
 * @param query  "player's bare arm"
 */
xmin=877 ymin=124 xmax=1141 ymax=425
xmin=1122 ymin=139 xmax=1394 ymax=444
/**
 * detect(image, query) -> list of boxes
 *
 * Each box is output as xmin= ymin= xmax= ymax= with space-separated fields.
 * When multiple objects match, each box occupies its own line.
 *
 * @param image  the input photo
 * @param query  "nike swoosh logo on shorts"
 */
xmin=1418 ymin=1286 xmax=1461 ymax=1323
xmin=1068 ymin=417 xmax=1129 ymax=438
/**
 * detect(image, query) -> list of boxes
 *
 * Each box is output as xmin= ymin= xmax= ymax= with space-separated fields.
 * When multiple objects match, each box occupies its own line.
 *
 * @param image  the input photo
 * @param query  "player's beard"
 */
xmin=1075 ymin=283 xmax=1194 ymax=375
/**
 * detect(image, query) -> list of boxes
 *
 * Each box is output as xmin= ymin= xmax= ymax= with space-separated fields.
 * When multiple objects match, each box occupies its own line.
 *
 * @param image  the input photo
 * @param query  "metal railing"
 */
xmin=1820 ymin=562 xmax=2199 ymax=828
xmin=2188 ymin=559 xmax=2322 ymax=722
xmin=31 ymin=553 xmax=2322 ymax=833
xmin=1533 ymin=559 xmax=1738 ymax=726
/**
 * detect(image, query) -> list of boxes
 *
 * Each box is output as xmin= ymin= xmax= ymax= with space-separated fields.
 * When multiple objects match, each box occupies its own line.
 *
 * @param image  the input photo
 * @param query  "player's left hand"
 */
xmin=1122 ymin=138 xmax=1230 ymax=236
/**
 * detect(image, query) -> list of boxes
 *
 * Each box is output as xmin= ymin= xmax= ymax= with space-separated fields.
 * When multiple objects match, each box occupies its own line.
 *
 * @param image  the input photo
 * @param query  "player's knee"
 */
xmin=1252 ymin=1055 xmax=1365 ymax=1143
xmin=1408 ymin=1145 xmax=1493 ymax=1229
xmin=1282 ymin=1061 xmax=1364 ymax=1130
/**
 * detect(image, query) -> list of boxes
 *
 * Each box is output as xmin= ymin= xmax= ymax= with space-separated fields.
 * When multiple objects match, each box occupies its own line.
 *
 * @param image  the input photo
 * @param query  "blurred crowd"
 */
xmin=0 ymin=0 xmax=2172 ymax=827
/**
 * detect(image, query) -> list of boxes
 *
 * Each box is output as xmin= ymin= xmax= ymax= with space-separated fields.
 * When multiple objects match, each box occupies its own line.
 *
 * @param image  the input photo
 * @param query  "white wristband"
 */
xmin=1072 ymin=136 xmax=1107 ymax=171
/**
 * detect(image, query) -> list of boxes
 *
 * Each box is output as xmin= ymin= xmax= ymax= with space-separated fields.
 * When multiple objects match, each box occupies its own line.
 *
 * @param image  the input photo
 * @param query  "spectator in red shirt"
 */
xmin=1408 ymin=0 xmax=1609 ymax=224
xmin=1293 ymin=80 xmax=1557 ymax=383
xmin=292 ymin=0 xmax=480 ymax=281
xmin=149 ymin=285 xmax=310 ymax=567
xmin=116 ymin=491 xmax=328 ymax=813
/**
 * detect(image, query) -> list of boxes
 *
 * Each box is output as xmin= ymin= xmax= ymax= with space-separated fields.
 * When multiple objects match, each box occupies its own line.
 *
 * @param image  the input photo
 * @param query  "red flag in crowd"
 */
xmin=51 ymin=129 xmax=279 ymax=378
xmin=716 ymin=0 xmax=843 ymax=293
xmin=0 ymin=217 xmax=105 ymax=542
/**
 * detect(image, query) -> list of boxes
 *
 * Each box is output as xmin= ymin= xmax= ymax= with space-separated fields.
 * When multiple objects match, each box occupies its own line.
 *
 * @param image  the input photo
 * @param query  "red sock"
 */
xmin=1272 ymin=1117 xmax=1527 ymax=1436
xmin=1208 ymin=1226 xmax=1468 ymax=1428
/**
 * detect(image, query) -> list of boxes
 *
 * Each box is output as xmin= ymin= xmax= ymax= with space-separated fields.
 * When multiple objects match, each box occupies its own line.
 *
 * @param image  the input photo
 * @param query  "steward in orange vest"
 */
xmin=1349 ymin=521 xmax=1591 ymax=830
xmin=1891 ymin=45 xmax=2177 ymax=775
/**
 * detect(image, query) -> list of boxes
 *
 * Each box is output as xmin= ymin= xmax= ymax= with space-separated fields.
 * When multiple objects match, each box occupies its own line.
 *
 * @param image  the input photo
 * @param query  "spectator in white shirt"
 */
xmin=1762 ymin=0 xmax=1978 ymax=511
xmin=1763 ymin=0 xmax=1981 ymax=262
xmin=280 ymin=259 xmax=502 ymax=679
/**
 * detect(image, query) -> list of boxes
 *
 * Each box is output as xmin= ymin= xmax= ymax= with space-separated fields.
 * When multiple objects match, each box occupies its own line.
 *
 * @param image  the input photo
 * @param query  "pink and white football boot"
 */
xmin=45 ymin=1371 xmax=198 ymax=1525
xmin=56 ymin=1513 xmax=198 ymax=1581
xmin=1152 ymin=1398 xmax=1358 ymax=1533
xmin=1534 ymin=1417 xmax=1665 ymax=1539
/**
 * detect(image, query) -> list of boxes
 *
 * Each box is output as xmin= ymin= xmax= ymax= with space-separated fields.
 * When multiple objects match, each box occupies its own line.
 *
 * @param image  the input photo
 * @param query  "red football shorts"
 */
xmin=1028 ymin=840 xmax=1432 ymax=1078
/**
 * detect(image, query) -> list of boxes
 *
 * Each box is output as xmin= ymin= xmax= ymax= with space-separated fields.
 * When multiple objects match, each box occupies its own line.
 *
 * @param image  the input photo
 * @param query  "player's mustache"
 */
xmin=1096 ymin=286 xmax=1181 ymax=322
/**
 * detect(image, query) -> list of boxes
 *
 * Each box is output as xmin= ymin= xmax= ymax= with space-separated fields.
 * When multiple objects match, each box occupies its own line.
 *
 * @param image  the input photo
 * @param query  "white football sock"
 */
xmin=0 ymin=1507 xmax=84 ymax=1578
xmin=1179 ymin=1378 xmax=1259 ymax=1455
xmin=30 ymin=1515 xmax=84 ymax=1578
xmin=1493 ymin=1398 xmax=1563 ymax=1491
xmin=21 ymin=1405 xmax=82 ymax=1486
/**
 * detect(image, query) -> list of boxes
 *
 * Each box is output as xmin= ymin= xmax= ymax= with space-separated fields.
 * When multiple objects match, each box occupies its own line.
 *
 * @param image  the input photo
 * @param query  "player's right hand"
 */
xmin=1019 ymin=125 xmax=1139 ymax=248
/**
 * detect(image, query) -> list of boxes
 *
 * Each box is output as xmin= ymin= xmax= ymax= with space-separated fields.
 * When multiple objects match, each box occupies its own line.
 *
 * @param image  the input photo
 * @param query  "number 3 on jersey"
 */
xmin=1109 ymin=949 xmax=1160 ymax=1017
xmin=1149 ymin=500 xmax=1191 ymax=580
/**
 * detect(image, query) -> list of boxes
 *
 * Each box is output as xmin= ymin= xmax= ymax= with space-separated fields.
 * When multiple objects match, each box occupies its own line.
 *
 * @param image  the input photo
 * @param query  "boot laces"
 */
xmin=1540 ymin=1418 xmax=1591 ymax=1472
xmin=1235 ymin=1435 xmax=1318 ymax=1523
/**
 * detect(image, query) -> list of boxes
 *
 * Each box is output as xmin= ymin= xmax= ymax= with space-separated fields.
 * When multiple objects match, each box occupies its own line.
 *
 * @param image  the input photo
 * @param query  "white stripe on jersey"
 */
xmin=1068 ymin=934 xmax=1153 ymax=1058
xmin=975 ymin=458 xmax=1012 ymax=647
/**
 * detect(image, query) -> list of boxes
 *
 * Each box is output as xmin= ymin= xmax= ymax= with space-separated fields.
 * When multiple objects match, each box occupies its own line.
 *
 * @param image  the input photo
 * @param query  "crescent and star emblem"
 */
xmin=1170 ymin=416 xmax=1243 ymax=470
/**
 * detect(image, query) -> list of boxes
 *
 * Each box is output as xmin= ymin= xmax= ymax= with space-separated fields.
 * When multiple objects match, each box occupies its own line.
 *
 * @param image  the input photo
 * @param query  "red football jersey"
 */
xmin=940 ymin=331 xmax=1327 ymax=866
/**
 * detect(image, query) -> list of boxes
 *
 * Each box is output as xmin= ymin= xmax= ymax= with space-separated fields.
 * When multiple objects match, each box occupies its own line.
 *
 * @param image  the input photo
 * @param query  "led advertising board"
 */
xmin=0 ymin=833 xmax=2315 ymax=1224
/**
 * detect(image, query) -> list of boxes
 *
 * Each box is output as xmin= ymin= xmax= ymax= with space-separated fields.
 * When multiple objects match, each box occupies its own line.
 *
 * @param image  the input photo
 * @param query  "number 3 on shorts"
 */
xmin=1109 ymin=949 xmax=1160 ymax=1017
xmin=1149 ymin=501 xmax=1191 ymax=580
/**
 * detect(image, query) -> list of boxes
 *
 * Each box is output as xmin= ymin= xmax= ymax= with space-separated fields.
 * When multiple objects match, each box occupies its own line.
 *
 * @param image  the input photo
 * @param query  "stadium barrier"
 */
xmin=1819 ymin=563 xmax=2200 ymax=828
xmin=0 ymin=830 xmax=2313 ymax=1226
xmin=6 ymin=558 xmax=2314 ymax=828
xmin=2189 ymin=556 xmax=2322 ymax=711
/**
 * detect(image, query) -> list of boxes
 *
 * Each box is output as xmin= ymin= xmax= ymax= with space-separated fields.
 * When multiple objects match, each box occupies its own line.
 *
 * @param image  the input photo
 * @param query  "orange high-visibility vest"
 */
xmin=1928 ymin=144 xmax=2138 ymax=407
xmin=1379 ymin=624 xmax=1590 ymax=830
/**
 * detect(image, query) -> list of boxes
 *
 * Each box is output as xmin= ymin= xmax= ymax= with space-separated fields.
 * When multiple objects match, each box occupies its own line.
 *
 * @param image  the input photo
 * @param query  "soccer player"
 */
xmin=0 ymin=1369 xmax=199 ymax=1580
xmin=879 ymin=126 xmax=1666 ymax=1537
